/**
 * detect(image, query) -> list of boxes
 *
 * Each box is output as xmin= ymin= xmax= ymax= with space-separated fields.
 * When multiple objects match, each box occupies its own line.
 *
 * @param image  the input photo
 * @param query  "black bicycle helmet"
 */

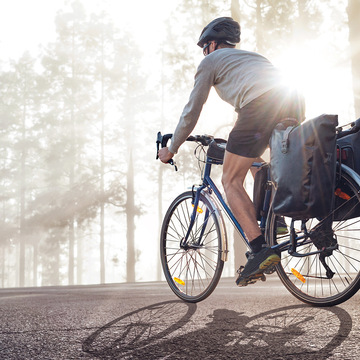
xmin=197 ymin=17 xmax=241 ymax=48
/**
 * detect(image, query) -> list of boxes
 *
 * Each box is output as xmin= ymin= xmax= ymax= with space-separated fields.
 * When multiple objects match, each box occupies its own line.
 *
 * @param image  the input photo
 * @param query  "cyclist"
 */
xmin=158 ymin=17 xmax=305 ymax=286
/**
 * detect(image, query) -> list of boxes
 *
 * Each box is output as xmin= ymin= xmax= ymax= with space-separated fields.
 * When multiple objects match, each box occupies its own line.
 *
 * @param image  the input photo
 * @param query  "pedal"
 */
xmin=263 ymin=263 xmax=277 ymax=275
xmin=236 ymin=271 xmax=266 ymax=287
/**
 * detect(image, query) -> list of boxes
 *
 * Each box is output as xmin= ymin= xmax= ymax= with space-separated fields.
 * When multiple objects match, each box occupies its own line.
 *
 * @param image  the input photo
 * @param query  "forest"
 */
xmin=0 ymin=0 xmax=359 ymax=287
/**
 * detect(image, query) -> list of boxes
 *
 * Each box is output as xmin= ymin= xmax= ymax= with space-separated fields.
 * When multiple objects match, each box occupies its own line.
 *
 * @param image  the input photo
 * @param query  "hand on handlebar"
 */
xmin=158 ymin=147 xmax=174 ymax=163
xmin=156 ymin=132 xmax=178 ymax=171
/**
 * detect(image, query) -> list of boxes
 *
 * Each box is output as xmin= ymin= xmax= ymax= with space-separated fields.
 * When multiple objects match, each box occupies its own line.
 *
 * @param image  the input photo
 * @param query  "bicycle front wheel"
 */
xmin=160 ymin=191 xmax=224 ymax=303
xmin=267 ymin=171 xmax=360 ymax=306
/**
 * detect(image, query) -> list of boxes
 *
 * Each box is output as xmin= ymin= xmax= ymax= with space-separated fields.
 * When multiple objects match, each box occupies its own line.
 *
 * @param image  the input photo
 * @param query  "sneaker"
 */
xmin=236 ymin=246 xmax=280 ymax=287
xmin=276 ymin=216 xmax=288 ymax=235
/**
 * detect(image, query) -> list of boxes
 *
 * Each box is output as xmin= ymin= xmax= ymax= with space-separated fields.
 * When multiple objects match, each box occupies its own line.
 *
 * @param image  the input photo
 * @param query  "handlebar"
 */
xmin=186 ymin=134 xmax=214 ymax=146
xmin=156 ymin=132 xmax=215 ymax=171
xmin=337 ymin=117 xmax=360 ymax=139
xmin=158 ymin=118 xmax=360 ymax=171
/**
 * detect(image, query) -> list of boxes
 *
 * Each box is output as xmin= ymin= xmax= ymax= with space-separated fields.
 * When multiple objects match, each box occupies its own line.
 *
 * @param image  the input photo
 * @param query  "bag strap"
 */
xmin=281 ymin=126 xmax=294 ymax=154
xmin=274 ymin=117 xmax=299 ymax=154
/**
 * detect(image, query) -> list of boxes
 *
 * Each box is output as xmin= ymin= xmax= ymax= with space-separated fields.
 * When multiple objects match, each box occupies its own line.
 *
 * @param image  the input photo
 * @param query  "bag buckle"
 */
xmin=281 ymin=138 xmax=289 ymax=153
xmin=281 ymin=127 xmax=293 ymax=154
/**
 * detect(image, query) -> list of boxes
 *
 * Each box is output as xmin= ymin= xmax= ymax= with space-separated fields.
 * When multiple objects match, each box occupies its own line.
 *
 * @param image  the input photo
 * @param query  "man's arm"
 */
xmin=168 ymin=57 xmax=215 ymax=154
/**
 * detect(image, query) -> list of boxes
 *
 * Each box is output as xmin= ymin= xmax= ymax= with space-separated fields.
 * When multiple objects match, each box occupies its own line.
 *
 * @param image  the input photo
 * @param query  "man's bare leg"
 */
xmin=222 ymin=150 xmax=262 ymax=242
xmin=222 ymin=150 xmax=280 ymax=285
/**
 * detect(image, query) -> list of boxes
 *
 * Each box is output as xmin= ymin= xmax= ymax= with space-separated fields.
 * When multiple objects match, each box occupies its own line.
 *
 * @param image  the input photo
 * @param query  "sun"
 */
xmin=273 ymin=47 xmax=320 ymax=95
xmin=272 ymin=45 xmax=352 ymax=121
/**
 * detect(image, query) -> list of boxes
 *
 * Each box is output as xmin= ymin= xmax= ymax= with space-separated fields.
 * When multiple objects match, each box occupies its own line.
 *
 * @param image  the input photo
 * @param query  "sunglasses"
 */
xmin=203 ymin=42 xmax=211 ymax=56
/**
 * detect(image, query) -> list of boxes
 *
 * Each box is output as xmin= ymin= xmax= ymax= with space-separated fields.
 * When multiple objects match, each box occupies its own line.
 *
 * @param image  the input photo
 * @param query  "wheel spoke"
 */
xmin=161 ymin=192 xmax=224 ymax=302
xmin=268 ymin=171 xmax=360 ymax=306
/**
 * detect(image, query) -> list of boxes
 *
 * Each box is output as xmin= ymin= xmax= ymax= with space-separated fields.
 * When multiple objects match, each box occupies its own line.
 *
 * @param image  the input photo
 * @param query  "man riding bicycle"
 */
xmin=158 ymin=17 xmax=305 ymax=286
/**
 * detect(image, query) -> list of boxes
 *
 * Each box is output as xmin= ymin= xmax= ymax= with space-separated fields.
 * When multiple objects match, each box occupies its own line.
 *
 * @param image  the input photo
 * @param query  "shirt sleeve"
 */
xmin=169 ymin=57 xmax=215 ymax=154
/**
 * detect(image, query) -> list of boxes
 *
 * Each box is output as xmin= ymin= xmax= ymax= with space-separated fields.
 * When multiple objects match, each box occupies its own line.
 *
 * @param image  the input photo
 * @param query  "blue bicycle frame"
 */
xmin=182 ymin=156 xmax=255 ymax=249
xmin=181 ymin=154 xmax=331 ymax=258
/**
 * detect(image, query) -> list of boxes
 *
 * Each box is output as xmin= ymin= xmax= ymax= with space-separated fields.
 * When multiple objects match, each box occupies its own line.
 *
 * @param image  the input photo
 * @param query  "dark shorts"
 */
xmin=226 ymin=87 xmax=305 ymax=158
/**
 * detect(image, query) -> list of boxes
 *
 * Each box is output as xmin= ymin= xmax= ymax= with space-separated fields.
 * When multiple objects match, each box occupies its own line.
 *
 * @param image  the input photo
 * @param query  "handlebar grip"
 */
xmin=156 ymin=132 xmax=178 ymax=171
xmin=161 ymin=133 xmax=173 ymax=148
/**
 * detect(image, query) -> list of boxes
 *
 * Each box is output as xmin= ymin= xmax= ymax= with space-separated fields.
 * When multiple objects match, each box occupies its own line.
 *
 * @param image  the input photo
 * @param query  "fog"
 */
xmin=0 ymin=0 xmax=359 ymax=288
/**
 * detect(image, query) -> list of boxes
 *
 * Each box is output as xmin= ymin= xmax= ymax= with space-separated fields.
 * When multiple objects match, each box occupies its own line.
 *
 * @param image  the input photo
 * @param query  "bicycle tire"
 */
xmin=160 ymin=191 xmax=224 ymax=303
xmin=267 ymin=171 xmax=360 ymax=306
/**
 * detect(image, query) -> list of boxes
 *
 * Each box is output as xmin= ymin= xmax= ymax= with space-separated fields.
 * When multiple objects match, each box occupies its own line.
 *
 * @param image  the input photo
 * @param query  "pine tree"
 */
xmin=347 ymin=0 xmax=360 ymax=117
xmin=0 ymin=53 xmax=41 ymax=286
xmin=37 ymin=1 xmax=98 ymax=285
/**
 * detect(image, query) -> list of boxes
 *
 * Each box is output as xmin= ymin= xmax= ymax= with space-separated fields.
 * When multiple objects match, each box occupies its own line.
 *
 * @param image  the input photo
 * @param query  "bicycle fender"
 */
xmin=200 ymin=189 xmax=229 ymax=262
xmin=340 ymin=163 xmax=360 ymax=188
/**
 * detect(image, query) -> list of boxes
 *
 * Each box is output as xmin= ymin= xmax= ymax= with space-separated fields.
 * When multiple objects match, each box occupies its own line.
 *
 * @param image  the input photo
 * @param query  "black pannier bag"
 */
xmin=253 ymin=163 xmax=270 ymax=221
xmin=336 ymin=118 xmax=360 ymax=174
xmin=270 ymin=114 xmax=338 ymax=220
xmin=334 ymin=118 xmax=360 ymax=220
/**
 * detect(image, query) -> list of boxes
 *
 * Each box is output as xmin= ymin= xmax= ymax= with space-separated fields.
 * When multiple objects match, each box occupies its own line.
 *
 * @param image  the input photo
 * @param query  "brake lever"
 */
xmin=156 ymin=132 xmax=178 ymax=171
xmin=156 ymin=132 xmax=162 ymax=160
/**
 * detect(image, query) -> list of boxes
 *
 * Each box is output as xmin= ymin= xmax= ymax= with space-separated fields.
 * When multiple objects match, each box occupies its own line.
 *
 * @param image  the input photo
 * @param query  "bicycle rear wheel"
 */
xmin=160 ymin=191 xmax=224 ymax=303
xmin=267 ymin=171 xmax=360 ymax=306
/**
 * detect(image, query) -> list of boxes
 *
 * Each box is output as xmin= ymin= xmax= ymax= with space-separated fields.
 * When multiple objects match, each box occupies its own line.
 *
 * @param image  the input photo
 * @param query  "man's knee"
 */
xmin=221 ymin=173 xmax=229 ymax=193
xmin=222 ymin=151 xmax=254 ymax=193
xmin=222 ymin=170 xmax=245 ymax=194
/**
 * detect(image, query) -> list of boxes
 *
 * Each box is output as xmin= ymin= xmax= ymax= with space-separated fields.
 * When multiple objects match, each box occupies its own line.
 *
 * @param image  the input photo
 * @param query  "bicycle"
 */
xmin=156 ymin=119 xmax=360 ymax=306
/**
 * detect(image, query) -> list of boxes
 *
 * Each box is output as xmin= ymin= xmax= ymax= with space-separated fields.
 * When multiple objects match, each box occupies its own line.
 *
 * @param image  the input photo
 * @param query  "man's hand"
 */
xmin=158 ymin=147 xmax=174 ymax=163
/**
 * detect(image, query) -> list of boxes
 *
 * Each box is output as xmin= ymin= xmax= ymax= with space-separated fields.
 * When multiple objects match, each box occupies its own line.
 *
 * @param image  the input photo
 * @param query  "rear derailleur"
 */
xmin=309 ymin=222 xmax=338 ymax=279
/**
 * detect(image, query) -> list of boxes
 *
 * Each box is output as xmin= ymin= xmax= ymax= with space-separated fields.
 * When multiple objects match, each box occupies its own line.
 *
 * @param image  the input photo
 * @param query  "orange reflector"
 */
xmin=291 ymin=268 xmax=306 ymax=283
xmin=335 ymin=188 xmax=351 ymax=200
xmin=192 ymin=204 xmax=203 ymax=213
xmin=174 ymin=277 xmax=185 ymax=286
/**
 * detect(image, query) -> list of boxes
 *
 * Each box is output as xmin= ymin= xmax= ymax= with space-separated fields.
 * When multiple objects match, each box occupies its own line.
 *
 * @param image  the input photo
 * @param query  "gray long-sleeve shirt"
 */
xmin=169 ymin=48 xmax=282 ymax=154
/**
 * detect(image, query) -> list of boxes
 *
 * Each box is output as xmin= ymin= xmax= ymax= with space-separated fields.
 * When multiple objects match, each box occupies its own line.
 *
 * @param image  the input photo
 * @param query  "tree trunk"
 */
xmin=100 ymin=42 xmax=106 ymax=284
xmin=157 ymin=48 xmax=166 ymax=281
xmin=33 ymin=241 xmax=38 ymax=286
xmin=1 ymin=245 xmax=4 ymax=287
xmin=126 ymin=150 xmax=135 ymax=282
xmin=77 ymin=234 xmax=82 ymax=285
xmin=68 ymin=100 xmax=75 ymax=286
xmin=68 ymin=219 xmax=75 ymax=285
xmin=157 ymin=165 xmax=163 ymax=281
xmin=231 ymin=0 xmax=241 ymax=23
xmin=347 ymin=0 xmax=360 ymax=117
xmin=19 ymin=94 xmax=27 ymax=287
xmin=255 ymin=0 xmax=265 ymax=53
xmin=68 ymin=27 xmax=76 ymax=286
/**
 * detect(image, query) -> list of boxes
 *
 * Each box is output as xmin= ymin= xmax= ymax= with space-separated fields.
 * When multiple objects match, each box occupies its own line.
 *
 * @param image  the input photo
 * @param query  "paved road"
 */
xmin=0 ymin=276 xmax=359 ymax=359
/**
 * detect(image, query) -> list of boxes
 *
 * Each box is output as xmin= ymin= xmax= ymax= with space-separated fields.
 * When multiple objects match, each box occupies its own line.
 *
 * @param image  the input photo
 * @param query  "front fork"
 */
xmin=180 ymin=186 xmax=208 ymax=249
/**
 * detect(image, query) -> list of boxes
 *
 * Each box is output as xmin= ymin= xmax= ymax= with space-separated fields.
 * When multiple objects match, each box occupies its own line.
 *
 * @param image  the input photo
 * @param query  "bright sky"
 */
xmin=0 ymin=0 xmax=174 ymax=58
xmin=272 ymin=45 xmax=354 ymax=124
xmin=0 ymin=0 xmax=355 ymax=125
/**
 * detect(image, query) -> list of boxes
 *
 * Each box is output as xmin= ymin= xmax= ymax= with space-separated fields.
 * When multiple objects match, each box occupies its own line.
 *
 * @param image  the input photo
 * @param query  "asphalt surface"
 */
xmin=0 ymin=276 xmax=359 ymax=359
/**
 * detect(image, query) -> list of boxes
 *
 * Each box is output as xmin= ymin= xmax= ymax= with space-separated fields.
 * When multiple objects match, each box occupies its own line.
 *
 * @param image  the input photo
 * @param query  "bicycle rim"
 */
xmin=160 ymin=191 xmax=224 ymax=303
xmin=268 ymin=172 xmax=360 ymax=306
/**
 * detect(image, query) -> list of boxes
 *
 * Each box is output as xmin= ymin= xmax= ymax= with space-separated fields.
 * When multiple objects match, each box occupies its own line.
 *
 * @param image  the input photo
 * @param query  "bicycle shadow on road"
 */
xmin=82 ymin=301 xmax=352 ymax=359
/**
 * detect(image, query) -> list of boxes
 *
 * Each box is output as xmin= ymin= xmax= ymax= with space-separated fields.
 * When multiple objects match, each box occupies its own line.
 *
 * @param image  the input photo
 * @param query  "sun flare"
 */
xmin=274 ymin=48 xmax=322 ymax=94
xmin=273 ymin=46 xmax=353 ymax=121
